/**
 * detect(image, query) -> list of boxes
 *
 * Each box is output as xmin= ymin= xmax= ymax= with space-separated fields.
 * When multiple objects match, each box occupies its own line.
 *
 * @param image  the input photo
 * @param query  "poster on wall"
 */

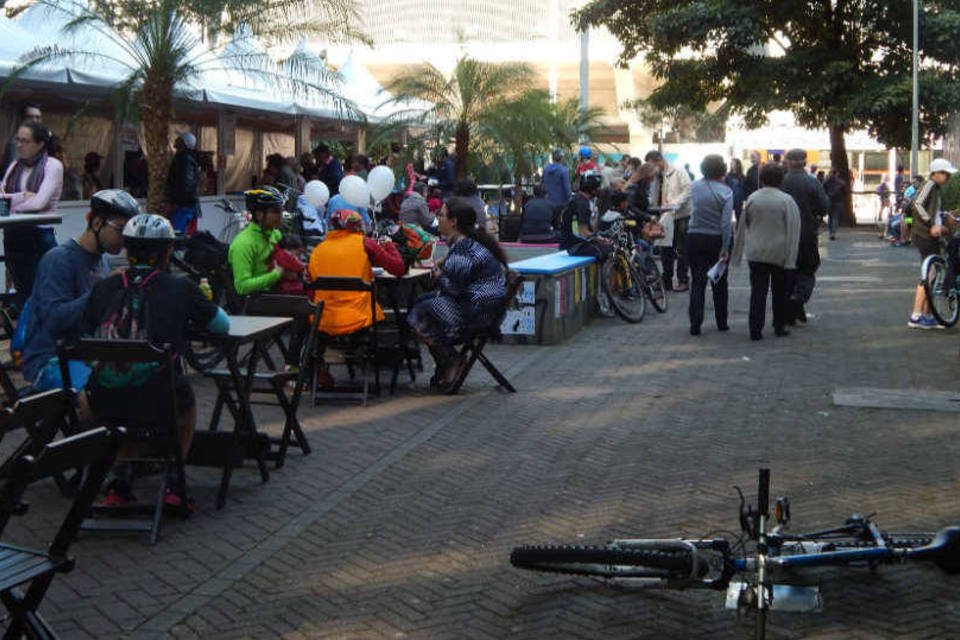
xmin=517 ymin=281 xmax=535 ymax=305
xmin=501 ymin=306 xmax=536 ymax=335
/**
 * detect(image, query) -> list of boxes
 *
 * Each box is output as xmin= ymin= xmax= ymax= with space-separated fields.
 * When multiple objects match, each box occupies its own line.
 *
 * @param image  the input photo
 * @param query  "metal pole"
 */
xmin=911 ymin=0 xmax=920 ymax=177
xmin=579 ymin=28 xmax=589 ymax=144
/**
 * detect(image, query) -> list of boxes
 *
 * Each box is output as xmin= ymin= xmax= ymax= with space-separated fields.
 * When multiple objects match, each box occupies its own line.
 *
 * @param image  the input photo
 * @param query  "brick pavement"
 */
xmin=5 ymin=230 xmax=960 ymax=639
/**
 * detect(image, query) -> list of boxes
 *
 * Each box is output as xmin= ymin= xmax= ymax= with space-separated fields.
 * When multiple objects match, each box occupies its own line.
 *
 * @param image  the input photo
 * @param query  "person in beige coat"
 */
xmin=646 ymin=150 xmax=692 ymax=291
xmin=732 ymin=163 xmax=801 ymax=341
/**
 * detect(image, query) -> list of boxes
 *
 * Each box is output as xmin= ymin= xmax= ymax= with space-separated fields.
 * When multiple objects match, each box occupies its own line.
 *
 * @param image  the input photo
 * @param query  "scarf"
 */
xmin=5 ymin=150 xmax=48 ymax=195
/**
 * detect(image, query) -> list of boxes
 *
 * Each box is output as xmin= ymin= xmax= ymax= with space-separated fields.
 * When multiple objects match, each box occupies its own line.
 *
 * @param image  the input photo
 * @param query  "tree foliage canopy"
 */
xmin=576 ymin=0 xmax=960 ymax=148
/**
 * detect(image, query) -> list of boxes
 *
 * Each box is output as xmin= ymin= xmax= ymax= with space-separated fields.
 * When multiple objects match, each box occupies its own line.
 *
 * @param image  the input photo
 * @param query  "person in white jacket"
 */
xmin=646 ymin=150 xmax=692 ymax=291
xmin=732 ymin=163 xmax=801 ymax=341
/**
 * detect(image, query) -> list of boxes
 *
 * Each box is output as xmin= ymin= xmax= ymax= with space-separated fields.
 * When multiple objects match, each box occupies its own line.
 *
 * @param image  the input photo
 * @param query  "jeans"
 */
xmin=686 ymin=233 xmax=728 ymax=330
xmin=661 ymin=217 xmax=689 ymax=286
xmin=4 ymin=226 xmax=57 ymax=306
xmin=749 ymin=261 xmax=788 ymax=337
xmin=828 ymin=206 xmax=841 ymax=236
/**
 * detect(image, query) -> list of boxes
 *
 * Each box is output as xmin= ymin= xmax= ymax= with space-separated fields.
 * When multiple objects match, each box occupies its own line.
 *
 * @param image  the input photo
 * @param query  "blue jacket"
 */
xmin=542 ymin=162 xmax=571 ymax=208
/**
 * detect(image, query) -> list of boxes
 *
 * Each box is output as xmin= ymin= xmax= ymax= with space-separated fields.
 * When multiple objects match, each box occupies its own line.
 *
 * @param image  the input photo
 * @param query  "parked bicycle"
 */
xmin=511 ymin=468 xmax=960 ymax=639
xmin=921 ymin=212 xmax=960 ymax=327
xmin=596 ymin=210 xmax=668 ymax=322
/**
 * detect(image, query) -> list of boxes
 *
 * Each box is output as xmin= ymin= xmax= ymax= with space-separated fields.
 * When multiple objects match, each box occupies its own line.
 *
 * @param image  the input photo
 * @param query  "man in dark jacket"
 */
xmin=779 ymin=148 xmax=829 ymax=325
xmin=165 ymin=132 xmax=200 ymax=235
xmin=542 ymin=149 xmax=572 ymax=208
xmin=743 ymin=151 xmax=762 ymax=201
xmin=520 ymin=185 xmax=560 ymax=243
xmin=313 ymin=143 xmax=343 ymax=196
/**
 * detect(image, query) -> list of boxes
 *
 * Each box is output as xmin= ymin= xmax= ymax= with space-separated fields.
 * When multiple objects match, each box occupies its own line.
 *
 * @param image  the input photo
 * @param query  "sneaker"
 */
xmin=101 ymin=486 xmax=136 ymax=507
xmin=908 ymin=314 xmax=938 ymax=329
xmin=163 ymin=488 xmax=197 ymax=514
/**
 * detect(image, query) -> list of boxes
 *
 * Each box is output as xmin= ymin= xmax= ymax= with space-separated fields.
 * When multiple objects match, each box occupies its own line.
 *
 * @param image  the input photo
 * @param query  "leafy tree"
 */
xmin=381 ymin=56 xmax=533 ymax=180
xmin=19 ymin=0 xmax=363 ymax=212
xmin=576 ymin=0 xmax=960 ymax=225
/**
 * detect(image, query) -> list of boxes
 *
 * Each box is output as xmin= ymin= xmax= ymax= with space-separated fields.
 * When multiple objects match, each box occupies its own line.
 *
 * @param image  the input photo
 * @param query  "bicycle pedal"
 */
xmin=724 ymin=581 xmax=822 ymax=613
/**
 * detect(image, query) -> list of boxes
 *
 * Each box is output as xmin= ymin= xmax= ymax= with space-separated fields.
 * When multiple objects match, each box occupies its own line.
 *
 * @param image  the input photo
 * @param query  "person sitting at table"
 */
xmin=80 ymin=213 xmax=229 ymax=510
xmin=307 ymin=209 xmax=405 ymax=336
xmin=407 ymin=197 xmax=507 ymax=392
xmin=520 ymin=184 xmax=561 ymax=244
xmin=1 ymin=121 xmax=64 ymax=306
xmin=21 ymin=189 xmax=140 ymax=392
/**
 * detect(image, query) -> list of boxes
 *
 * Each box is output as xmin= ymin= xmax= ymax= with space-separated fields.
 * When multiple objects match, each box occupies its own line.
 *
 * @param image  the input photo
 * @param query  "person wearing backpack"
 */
xmin=21 ymin=189 xmax=141 ymax=392
xmin=80 ymin=213 xmax=230 ymax=509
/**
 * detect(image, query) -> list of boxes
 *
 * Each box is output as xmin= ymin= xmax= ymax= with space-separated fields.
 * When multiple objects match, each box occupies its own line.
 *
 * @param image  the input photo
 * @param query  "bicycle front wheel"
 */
xmin=922 ymin=255 xmax=959 ymax=327
xmin=511 ymin=544 xmax=697 ymax=579
xmin=602 ymin=254 xmax=645 ymax=323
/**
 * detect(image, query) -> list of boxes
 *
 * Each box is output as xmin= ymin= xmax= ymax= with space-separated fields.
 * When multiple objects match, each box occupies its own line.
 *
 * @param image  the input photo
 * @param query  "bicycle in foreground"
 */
xmin=921 ymin=212 xmax=960 ymax=327
xmin=511 ymin=469 xmax=960 ymax=639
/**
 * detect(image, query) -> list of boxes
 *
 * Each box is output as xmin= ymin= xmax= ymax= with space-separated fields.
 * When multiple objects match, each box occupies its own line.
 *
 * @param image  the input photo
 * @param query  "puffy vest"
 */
xmin=307 ymin=230 xmax=384 ymax=335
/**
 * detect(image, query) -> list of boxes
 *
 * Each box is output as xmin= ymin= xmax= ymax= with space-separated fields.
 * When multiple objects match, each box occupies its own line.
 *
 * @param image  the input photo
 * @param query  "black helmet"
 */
xmin=245 ymin=186 xmax=286 ymax=212
xmin=579 ymin=171 xmax=603 ymax=194
xmin=90 ymin=189 xmax=141 ymax=220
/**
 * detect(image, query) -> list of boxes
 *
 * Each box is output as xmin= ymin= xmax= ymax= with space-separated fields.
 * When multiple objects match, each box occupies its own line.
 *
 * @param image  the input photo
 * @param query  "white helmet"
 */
xmin=122 ymin=213 xmax=175 ymax=242
xmin=930 ymin=158 xmax=957 ymax=175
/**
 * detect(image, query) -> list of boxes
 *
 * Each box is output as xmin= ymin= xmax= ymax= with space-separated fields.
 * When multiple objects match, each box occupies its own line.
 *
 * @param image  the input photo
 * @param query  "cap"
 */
xmin=930 ymin=158 xmax=958 ymax=175
xmin=785 ymin=148 xmax=807 ymax=162
xmin=177 ymin=131 xmax=197 ymax=150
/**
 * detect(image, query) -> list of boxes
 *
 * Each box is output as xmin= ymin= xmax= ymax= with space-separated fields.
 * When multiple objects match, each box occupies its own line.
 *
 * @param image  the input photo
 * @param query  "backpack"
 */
xmin=89 ymin=270 xmax=163 ymax=389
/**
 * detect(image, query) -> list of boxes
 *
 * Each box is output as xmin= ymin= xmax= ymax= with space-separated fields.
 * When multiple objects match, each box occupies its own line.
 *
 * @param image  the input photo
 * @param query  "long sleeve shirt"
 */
xmin=2 ymin=156 xmax=63 ymax=213
xmin=542 ymin=162 xmax=572 ymax=208
xmin=228 ymin=222 xmax=283 ymax=296
xmin=688 ymin=179 xmax=734 ymax=249
xmin=732 ymin=188 xmax=801 ymax=270
xmin=911 ymin=179 xmax=940 ymax=228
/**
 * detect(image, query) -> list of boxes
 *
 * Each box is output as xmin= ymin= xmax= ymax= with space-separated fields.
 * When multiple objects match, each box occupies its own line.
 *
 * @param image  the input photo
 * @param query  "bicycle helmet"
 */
xmin=579 ymin=171 xmax=603 ymax=194
xmin=90 ymin=189 xmax=141 ymax=221
xmin=245 ymin=186 xmax=287 ymax=212
xmin=579 ymin=145 xmax=592 ymax=159
xmin=122 ymin=213 xmax=175 ymax=243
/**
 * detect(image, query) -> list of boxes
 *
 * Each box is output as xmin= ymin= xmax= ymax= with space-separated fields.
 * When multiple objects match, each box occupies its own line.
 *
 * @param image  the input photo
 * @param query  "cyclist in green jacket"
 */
xmin=228 ymin=187 xmax=286 ymax=296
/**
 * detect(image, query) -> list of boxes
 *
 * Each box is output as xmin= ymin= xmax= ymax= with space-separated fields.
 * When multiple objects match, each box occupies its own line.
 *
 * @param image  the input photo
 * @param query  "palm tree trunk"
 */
xmin=454 ymin=121 xmax=469 ymax=180
xmin=829 ymin=125 xmax=855 ymax=226
xmin=141 ymin=74 xmax=174 ymax=215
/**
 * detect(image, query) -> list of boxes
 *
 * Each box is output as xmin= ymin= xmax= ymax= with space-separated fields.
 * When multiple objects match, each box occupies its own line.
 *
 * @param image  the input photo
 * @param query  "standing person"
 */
xmin=542 ymin=149 xmax=572 ymax=209
xmin=300 ymin=152 xmax=317 ymax=182
xmin=348 ymin=154 xmax=371 ymax=180
xmin=165 ymin=132 xmax=200 ymax=235
xmin=743 ymin=151 xmax=762 ymax=200
xmin=686 ymin=155 xmax=734 ymax=335
xmin=732 ymin=163 xmax=801 ymax=341
xmin=438 ymin=150 xmax=456 ymax=197
xmin=313 ymin=143 xmax=343 ymax=196
xmin=49 ymin=137 xmax=82 ymax=201
xmin=646 ymin=150 xmax=692 ymax=291
xmin=2 ymin=103 xmax=41 ymax=174
xmin=1 ymin=121 xmax=63 ymax=306
xmin=779 ymin=148 xmax=829 ymax=325
xmin=82 ymin=152 xmax=104 ymax=199
xmin=726 ymin=158 xmax=746 ymax=219
xmin=576 ymin=146 xmax=597 ymax=177
xmin=21 ymin=190 xmax=140 ymax=391
xmin=876 ymin=174 xmax=892 ymax=237
xmin=823 ymin=169 xmax=848 ymax=241
xmin=907 ymin=159 xmax=957 ymax=329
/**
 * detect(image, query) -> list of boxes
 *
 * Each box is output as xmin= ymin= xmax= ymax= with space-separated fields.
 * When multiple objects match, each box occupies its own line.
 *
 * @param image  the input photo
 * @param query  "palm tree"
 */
xmin=381 ymin=56 xmax=533 ymax=180
xmin=18 ymin=0 xmax=364 ymax=212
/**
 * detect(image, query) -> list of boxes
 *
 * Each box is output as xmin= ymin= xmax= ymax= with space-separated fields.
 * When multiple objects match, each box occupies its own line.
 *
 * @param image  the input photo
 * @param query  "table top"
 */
xmin=0 ymin=213 xmax=63 ymax=227
xmin=224 ymin=315 xmax=292 ymax=341
xmin=375 ymin=267 xmax=433 ymax=281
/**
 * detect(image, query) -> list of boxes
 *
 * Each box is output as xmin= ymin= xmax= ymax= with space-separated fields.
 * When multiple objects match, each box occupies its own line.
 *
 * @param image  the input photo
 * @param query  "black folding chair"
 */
xmin=0 ymin=389 xmax=79 ymax=497
xmin=0 ymin=427 xmax=121 ymax=639
xmin=0 ymin=306 xmax=27 ymax=407
xmin=207 ymin=295 xmax=323 ymax=468
xmin=58 ymin=340 xmax=183 ymax=545
xmin=445 ymin=271 xmax=524 ymax=395
xmin=306 ymin=277 xmax=382 ymax=406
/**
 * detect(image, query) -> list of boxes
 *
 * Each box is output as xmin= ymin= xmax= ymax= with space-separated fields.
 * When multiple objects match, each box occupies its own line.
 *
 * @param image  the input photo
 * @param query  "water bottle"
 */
xmin=198 ymin=277 xmax=213 ymax=301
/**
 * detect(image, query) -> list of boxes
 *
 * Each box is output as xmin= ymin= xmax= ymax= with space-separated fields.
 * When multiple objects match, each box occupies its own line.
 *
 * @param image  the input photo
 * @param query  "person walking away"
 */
xmin=823 ymin=170 xmax=847 ymax=241
xmin=313 ymin=143 xmax=344 ymax=196
xmin=686 ymin=155 xmax=734 ymax=335
xmin=726 ymin=158 xmax=746 ymax=220
xmin=165 ymin=132 xmax=200 ymax=235
xmin=2 ymin=103 xmax=41 ymax=175
xmin=907 ymin=158 xmax=957 ymax=328
xmin=646 ymin=150 xmax=692 ymax=291
xmin=1 ymin=121 xmax=62 ymax=306
xmin=743 ymin=151 xmax=762 ymax=201
xmin=542 ymin=149 xmax=572 ymax=209
xmin=876 ymin=175 xmax=892 ymax=238
xmin=21 ymin=190 xmax=140 ymax=392
xmin=731 ymin=163 xmax=801 ymax=340
xmin=779 ymin=148 xmax=829 ymax=325
xmin=521 ymin=184 xmax=561 ymax=243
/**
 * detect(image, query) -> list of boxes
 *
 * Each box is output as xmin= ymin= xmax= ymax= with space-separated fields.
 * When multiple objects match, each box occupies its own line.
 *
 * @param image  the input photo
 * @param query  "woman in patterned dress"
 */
xmin=408 ymin=196 xmax=507 ymax=391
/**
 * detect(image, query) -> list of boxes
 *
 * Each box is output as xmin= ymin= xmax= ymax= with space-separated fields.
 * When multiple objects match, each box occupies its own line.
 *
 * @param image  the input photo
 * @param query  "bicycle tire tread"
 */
xmin=511 ymin=544 xmax=692 ymax=577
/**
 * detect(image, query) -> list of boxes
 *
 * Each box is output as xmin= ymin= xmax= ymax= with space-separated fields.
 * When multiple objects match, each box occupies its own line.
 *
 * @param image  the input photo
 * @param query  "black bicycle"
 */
xmin=511 ymin=469 xmax=960 ymax=639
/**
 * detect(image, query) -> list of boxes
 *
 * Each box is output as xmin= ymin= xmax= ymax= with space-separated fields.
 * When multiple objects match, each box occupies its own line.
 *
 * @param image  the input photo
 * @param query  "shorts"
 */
xmin=87 ymin=374 xmax=195 ymax=434
xmin=912 ymin=231 xmax=940 ymax=259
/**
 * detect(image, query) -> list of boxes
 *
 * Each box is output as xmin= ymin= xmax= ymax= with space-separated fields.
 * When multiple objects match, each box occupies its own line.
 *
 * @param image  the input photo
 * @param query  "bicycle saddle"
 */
xmin=907 ymin=527 xmax=960 ymax=573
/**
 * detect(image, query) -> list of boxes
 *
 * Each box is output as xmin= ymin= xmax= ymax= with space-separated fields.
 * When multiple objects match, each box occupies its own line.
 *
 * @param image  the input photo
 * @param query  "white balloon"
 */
xmin=303 ymin=180 xmax=329 ymax=208
xmin=339 ymin=175 xmax=370 ymax=208
xmin=367 ymin=165 xmax=396 ymax=203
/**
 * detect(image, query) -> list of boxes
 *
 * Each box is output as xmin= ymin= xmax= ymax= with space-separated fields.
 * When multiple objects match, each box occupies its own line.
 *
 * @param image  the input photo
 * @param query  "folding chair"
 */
xmin=58 ymin=340 xmax=183 ymax=545
xmin=306 ymin=277 xmax=382 ymax=406
xmin=0 ymin=305 xmax=27 ymax=407
xmin=207 ymin=295 xmax=323 ymax=469
xmin=0 ymin=389 xmax=79 ymax=497
xmin=0 ymin=427 xmax=121 ymax=639
xmin=445 ymin=271 xmax=524 ymax=395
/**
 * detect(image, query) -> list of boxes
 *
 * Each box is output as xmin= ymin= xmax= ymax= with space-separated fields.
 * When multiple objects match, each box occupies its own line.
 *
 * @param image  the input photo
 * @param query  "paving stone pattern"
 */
xmin=4 ymin=231 xmax=960 ymax=639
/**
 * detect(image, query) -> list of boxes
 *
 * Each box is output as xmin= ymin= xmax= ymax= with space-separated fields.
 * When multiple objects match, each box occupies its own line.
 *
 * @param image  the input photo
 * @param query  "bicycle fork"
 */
xmin=756 ymin=468 xmax=771 ymax=640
